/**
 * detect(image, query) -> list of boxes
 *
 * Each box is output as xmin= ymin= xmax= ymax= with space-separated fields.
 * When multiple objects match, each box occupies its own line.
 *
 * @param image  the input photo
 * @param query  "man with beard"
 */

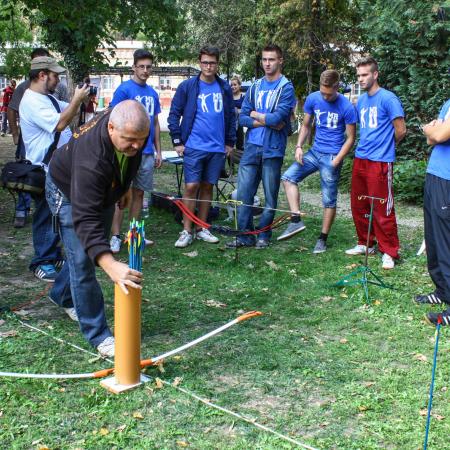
xmin=19 ymin=56 xmax=89 ymax=284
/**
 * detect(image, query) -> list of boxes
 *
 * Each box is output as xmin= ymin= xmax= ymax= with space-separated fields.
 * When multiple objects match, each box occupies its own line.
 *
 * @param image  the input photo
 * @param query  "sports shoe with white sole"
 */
xmin=63 ymin=307 xmax=79 ymax=322
xmin=381 ymin=253 xmax=395 ymax=270
xmin=425 ymin=310 xmax=450 ymax=327
xmin=97 ymin=336 xmax=115 ymax=357
xmin=345 ymin=244 xmax=376 ymax=256
xmin=313 ymin=238 xmax=327 ymax=254
xmin=196 ymin=228 xmax=219 ymax=243
xmin=34 ymin=264 xmax=58 ymax=282
xmin=110 ymin=235 xmax=122 ymax=253
xmin=48 ymin=296 xmax=79 ymax=322
xmin=277 ymin=221 xmax=306 ymax=241
xmin=175 ymin=230 xmax=193 ymax=248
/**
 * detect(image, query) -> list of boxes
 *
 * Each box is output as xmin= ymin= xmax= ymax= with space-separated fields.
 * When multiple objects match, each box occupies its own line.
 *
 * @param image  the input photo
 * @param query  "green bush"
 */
xmin=393 ymin=159 xmax=427 ymax=205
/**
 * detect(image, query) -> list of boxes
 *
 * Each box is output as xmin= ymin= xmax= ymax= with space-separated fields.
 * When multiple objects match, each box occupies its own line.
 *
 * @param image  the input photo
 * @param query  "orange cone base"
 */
xmin=100 ymin=374 xmax=151 ymax=394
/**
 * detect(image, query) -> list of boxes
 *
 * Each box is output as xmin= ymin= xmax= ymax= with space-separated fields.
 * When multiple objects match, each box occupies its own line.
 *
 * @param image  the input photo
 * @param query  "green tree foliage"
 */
xmin=178 ymin=0 xmax=255 ymax=79
xmin=261 ymin=0 xmax=363 ymax=97
xmin=16 ymin=0 xmax=185 ymax=81
xmin=0 ymin=1 xmax=34 ymax=78
xmin=359 ymin=0 xmax=450 ymax=160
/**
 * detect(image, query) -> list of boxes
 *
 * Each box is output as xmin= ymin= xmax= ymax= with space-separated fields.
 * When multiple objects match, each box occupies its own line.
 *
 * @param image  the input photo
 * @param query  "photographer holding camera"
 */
xmin=19 ymin=56 xmax=89 ymax=284
xmin=78 ymin=77 xmax=98 ymax=126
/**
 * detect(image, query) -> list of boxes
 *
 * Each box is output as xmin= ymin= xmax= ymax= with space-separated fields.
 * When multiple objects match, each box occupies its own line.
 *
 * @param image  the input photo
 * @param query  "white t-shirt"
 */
xmin=19 ymin=89 xmax=72 ymax=166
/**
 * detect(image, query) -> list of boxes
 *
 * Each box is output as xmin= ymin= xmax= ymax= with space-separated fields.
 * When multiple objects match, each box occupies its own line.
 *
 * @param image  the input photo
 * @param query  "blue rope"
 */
xmin=423 ymin=320 xmax=441 ymax=450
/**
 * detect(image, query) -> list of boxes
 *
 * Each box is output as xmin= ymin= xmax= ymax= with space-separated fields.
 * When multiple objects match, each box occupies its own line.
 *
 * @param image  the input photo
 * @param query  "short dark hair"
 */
xmin=355 ymin=56 xmax=378 ymax=73
xmin=262 ymin=44 xmax=283 ymax=58
xmin=320 ymin=69 xmax=340 ymax=88
xmin=133 ymin=49 xmax=154 ymax=65
xmin=31 ymin=48 xmax=50 ymax=59
xmin=29 ymin=68 xmax=49 ymax=81
xmin=198 ymin=46 xmax=220 ymax=62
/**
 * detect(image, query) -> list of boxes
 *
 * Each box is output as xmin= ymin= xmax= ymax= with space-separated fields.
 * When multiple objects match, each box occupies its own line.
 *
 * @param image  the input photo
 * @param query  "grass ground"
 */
xmin=0 ymin=134 xmax=449 ymax=449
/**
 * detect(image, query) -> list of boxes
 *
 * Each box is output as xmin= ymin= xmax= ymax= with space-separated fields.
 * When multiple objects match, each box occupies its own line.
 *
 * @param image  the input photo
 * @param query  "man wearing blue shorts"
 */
xmin=109 ymin=48 xmax=161 ymax=253
xmin=168 ymin=46 xmax=235 ymax=248
xmin=278 ymin=69 xmax=356 ymax=253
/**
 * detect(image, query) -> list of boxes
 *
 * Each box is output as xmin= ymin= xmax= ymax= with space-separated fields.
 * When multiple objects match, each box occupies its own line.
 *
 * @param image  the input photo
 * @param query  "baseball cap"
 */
xmin=31 ymin=56 xmax=66 ymax=74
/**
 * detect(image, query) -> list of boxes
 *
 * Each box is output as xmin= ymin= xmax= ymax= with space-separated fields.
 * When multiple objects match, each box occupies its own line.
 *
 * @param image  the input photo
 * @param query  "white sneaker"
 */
xmin=110 ymin=235 xmax=122 ymax=254
xmin=175 ymin=230 xmax=193 ymax=248
xmin=97 ymin=336 xmax=115 ymax=357
xmin=64 ymin=307 xmax=79 ymax=322
xmin=382 ymin=253 xmax=395 ymax=270
xmin=345 ymin=244 xmax=376 ymax=255
xmin=196 ymin=228 xmax=219 ymax=243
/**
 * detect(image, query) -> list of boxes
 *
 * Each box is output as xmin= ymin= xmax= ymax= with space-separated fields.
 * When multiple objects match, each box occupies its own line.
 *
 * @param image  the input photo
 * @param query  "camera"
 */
xmin=78 ymin=83 xmax=97 ymax=96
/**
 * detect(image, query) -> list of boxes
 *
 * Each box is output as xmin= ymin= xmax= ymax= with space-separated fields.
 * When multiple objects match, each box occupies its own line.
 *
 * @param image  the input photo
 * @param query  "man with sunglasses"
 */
xmin=109 ymin=49 xmax=161 ymax=253
xmin=168 ymin=46 xmax=236 ymax=248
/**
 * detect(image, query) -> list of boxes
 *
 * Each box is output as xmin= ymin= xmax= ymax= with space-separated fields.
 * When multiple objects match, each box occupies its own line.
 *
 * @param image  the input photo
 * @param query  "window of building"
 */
xmin=0 ymin=77 xmax=7 ymax=90
xmin=159 ymin=76 xmax=171 ymax=90
xmin=103 ymin=76 xmax=115 ymax=90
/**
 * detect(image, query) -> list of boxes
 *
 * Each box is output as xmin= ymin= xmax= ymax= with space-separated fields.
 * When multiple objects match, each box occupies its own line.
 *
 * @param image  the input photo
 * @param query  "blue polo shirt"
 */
xmin=185 ymin=79 xmax=225 ymax=153
xmin=304 ymin=91 xmax=357 ymax=154
xmin=110 ymin=79 xmax=161 ymax=155
xmin=355 ymin=88 xmax=404 ymax=162
xmin=427 ymin=99 xmax=450 ymax=181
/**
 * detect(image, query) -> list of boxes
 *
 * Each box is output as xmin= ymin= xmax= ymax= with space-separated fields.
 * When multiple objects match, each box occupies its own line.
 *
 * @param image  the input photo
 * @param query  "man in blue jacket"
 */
xmin=168 ymin=46 xmax=236 ymax=248
xmin=228 ymin=44 xmax=295 ymax=248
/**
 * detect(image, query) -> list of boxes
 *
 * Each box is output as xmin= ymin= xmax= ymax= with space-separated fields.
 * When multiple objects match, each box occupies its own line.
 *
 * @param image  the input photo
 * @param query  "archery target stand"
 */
xmin=334 ymin=195 xmax=394 ymax=303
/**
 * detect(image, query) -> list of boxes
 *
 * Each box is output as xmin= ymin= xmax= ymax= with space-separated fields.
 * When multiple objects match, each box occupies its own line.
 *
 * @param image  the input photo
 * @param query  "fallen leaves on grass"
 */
xmin=339 ymin=338 xmax=348 ymax=344
xmin=0 ymin=330 xmax=18 ymax=338
xmin=358 ymin=405 xmax=369 ymax=411
xmin=414 ymin=353 xmax=428 ymax=362
xmin=0 ymin=319 xmax=5 ymax=326
xmin=116 ymin=424 xmax=127 ymax=432
xmin=182 ymin=251 xmax=198 ymax=258
xmin=345 ymin=264 xmax=358 ymax=269
xmin=155 ymin=377 xmax=164 ymax=389
xmin=374 ymin=300 xmax=382 ymax=306
xmin=321 ymin=296 xmax=334 ymax=302
xmin=176 ymin=441 xmax=189 ymax=447
xmin=156 ymin=360 xmax=165 ymax=373
xmin=363 ymin=381 xmax=376 ymax=388
xmin=99 ymin=427 xmax=109 ymax=435
xmin=265 ymin=260 xmax=280 ymax=271
xmin=172 ymin=377 xmax=183 ymax=387
xmin=133 ymin=411 xmax=144 ymax=420
xmin=205 ymin=299 xmax=227 ymax=308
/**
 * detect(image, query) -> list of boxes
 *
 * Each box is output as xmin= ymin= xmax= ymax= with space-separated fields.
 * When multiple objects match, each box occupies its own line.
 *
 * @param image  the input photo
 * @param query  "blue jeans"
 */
xmin=281 ymin=148 xmax=342 ymax=208
xmin=46 ymin=174 xmax=114 ymax=347
xmin=236 ymin=143 xmax=283 ymax=244
xmin=29 ymin=189 xmax=62 ymax=271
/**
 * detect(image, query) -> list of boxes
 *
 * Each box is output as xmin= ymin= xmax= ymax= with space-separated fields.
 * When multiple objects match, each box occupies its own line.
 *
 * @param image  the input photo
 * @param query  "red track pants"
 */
xmin=350 ymin=158 xmax=400 ymax=258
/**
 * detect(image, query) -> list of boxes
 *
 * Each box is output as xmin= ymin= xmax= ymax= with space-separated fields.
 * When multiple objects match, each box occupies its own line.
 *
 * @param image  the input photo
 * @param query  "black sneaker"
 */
xmin=415 ymin=293 xmax=444 ymax=305
xmin=425 ymin=310 xmax=450 ymax=326
xmin=34 ymin=264 xmax=58 ymax=282
xmin=226 ymin=238 xmax=254 ymax=249
xmin=54 ymin=260 xmax=65 ymax=271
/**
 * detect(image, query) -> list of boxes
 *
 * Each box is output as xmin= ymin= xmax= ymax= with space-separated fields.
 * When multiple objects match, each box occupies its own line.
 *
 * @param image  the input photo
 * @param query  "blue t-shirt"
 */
xmin=304 ymin=91 xmax=357 ymax=154
xmin=110 ymin=79 xmax=161 ymax=155
xmin=185 ymin=80 xmax=225 ymax=153
xmin=355 ymin=88 xmax=404 ymax=162
xmin=247 ymin=77 xmax=285 ymax=146
xmin=427 ymin=99 xmax=450 ymax=181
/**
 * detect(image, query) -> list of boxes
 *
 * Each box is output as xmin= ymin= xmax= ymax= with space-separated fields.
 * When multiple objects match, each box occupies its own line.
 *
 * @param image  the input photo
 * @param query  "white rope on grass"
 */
xmin=11 ymin=318 xmax=319 ymax=448
xmin=165 ymin=381 xmax=319 ymax=450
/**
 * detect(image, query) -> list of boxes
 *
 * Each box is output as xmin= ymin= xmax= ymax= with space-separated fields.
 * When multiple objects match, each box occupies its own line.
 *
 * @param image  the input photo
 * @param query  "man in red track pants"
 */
xmin=346 ymin=57 xmax=406 ymax=270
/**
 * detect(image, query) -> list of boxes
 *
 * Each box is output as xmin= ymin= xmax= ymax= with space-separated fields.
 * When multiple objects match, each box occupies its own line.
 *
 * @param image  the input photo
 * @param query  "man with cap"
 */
xmin=19 ymin=56 xmax=89 ymax=285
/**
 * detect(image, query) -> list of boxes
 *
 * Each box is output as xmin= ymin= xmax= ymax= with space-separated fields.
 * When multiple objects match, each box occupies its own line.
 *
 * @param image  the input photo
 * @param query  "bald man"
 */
xmin=46 ymin=100 xmax=150 ymax=356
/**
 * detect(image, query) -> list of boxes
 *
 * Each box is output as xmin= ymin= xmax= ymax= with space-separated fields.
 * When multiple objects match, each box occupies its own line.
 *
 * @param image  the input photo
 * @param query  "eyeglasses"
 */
xmin=136 ymin=65 xmax=152 ymax=70
xmin=200 ymin=61 xmax=218 ymax=67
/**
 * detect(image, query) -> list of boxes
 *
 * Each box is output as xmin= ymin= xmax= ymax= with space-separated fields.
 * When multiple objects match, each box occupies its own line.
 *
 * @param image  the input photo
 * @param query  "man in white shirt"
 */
xmin=19 ymin=56 xmax=88 ymax=284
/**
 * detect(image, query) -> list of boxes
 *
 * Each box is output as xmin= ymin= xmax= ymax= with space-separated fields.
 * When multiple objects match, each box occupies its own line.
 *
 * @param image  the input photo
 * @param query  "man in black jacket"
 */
xmin=46 ymin=100 xmax=150 ymax=357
